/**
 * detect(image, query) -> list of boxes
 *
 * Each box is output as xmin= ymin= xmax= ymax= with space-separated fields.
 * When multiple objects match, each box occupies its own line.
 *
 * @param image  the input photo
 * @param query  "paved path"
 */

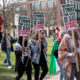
xmin=43 ymin=73 xmax=76 ymax=80
xmin=43 ymin=73 xmax=59 ymax=80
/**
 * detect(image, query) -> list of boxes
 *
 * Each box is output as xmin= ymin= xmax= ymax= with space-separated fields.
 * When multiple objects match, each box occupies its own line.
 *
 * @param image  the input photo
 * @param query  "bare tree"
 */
xmin=0 ymin=0 xmax=16 ymax=29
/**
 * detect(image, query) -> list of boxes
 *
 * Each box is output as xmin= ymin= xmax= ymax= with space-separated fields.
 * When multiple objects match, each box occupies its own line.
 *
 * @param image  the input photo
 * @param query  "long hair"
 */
xmin=18 ymin=36 xmax=23 ymax=46
xmin=31 ymin=31 xmax=39 ymax=40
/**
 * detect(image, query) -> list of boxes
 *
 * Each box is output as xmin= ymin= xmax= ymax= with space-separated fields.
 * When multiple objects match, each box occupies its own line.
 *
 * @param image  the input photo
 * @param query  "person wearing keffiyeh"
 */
xmin=58 ymin=29 xmax=80 ymax=80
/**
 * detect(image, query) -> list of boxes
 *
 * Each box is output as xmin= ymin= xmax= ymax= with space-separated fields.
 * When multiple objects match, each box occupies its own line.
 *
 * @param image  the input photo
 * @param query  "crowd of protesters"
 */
xmin=0 ymin=27 xmax=80 ymax=80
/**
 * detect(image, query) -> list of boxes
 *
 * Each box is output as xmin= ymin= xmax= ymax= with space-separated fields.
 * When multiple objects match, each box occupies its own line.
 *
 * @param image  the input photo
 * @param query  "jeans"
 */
xmin=56 ymin=58 xmax=64 ymax=80
xmin=4 ymin=48 xmax=11 ymax=66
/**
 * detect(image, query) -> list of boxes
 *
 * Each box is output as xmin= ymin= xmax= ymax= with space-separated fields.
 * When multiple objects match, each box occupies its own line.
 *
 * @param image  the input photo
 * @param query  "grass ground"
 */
xmin=0 ymin=38 xmax=53 ymax=80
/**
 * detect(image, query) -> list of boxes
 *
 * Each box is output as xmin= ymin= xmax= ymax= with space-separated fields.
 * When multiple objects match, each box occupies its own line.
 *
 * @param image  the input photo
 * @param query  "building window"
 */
xmin=74 ymin=2 xmax=78 ymax=9
xmin=19 ymin=0 xmax=26 ymax=2
xmin=24 ymin=6 xmax=27 ymax=11
xmin=41 ymin=1 xmax=46 ymax=8
xmin=65 ymin=0 xmax=69 ymax=4
xmin=48 ymin=0 xmax=53 ymax=8
xmin=32 ymin=3 xmax=34 ymax=9
xmin=78 ymin=20 xmax=80 ymax=26
xmin=16 ymin=8 xmax=20 ymax=12
xmin=78 ymin=3 xmax=80 ymax=10
xmin=20 ymin=6 xmax=27 ymax=11
xmin=54 ymin=0 xmax=56 ymax=7
xmin=78 ymin=12 xmax=80 ymax=18
xmin=34 ymin=2 xmax=40 ymax=9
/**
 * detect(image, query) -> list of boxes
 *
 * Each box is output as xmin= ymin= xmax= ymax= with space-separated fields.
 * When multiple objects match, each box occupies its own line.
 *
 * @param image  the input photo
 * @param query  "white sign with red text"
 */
xmin=61 ymin=3 xmax=78 ymax=31
xmin=32 ymin=11 xmax=45 ymax=30
xmin=18 ymin=16 xmax=31 ymax=36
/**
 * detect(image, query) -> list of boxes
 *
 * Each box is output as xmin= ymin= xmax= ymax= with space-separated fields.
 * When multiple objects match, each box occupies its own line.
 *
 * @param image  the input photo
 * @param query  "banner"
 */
xmin=32 ymin=11 xmax=45 ymax=30
xmin=61 ymin=3 xmax=78 ymax=31
xmin=18 ymin=16 xmax=31 ymax=36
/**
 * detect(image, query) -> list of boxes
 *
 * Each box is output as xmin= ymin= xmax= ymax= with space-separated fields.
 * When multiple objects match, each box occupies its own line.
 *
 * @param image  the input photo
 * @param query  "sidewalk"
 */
xmin=44 ymin=73 xmax=59 ymax=80
xmin=43 ymin=73 xmax=76 ymax=80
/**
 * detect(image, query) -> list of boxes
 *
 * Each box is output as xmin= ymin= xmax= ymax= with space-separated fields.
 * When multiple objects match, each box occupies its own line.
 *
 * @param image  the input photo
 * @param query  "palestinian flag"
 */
xmin=49 ymin=39 xmax=60 ymax=75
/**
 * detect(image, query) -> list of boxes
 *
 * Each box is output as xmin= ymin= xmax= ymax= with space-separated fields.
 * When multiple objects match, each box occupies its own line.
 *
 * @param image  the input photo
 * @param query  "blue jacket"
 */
xmin=30 ymin=39 xmax=48 ymax=64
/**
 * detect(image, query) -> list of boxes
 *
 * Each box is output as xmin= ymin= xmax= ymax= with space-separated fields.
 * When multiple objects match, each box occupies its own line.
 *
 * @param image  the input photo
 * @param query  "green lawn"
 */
xmin=0 ymin=39 xmax=53 ymax=80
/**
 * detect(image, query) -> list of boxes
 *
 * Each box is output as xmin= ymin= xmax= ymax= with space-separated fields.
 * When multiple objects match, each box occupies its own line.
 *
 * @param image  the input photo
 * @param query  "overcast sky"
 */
xmin=0 ymin=0 xmax=3 ymax=6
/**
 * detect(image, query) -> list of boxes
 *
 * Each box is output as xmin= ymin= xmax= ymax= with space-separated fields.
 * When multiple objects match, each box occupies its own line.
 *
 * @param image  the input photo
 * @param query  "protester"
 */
xmin=14 ymin=36 xmax=22 ymax=72
xmin=49 ymin=29 xmax=65 ymax=80
xmin=53 ymin=29 xmax=57 ymax=42
xmin=1 ymin=30 xmax=17 ymax=69
xmin=15 ymin=36 xmax=32 ymax=80
xmin=58 ymin=29 xmax=80 ymax=80
xmin=55 ymin=27 xmax=60 ymax=37
xmin=30 ymin=30 xmax=48 ymax=80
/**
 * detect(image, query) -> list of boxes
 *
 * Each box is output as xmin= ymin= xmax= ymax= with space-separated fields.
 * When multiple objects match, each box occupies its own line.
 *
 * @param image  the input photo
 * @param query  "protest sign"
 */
xmin=61 ymin=3 xmax=78 ymax=31
xmin=18 ymin=16 xmax=31 ymax=36
xmin=32 ymin=11 xmax=45 ymax=30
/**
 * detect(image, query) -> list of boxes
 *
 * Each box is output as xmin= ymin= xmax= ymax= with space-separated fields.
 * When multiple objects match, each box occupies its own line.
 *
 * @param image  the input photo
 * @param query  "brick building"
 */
xmin=14 ymin=0 xmax=56 ymax=28
xmin=1 ymin=0 xmax=80 ymax=29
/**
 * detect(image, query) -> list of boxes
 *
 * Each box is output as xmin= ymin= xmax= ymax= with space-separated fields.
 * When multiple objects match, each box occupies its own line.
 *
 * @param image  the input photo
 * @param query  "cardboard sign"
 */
xmin=18 ymin=16 xmax=31 ymax=36
xmin=61 ymin=3 xmax=78 ymax=31
xmin=32 ymin=11 xmax=45 ymax=30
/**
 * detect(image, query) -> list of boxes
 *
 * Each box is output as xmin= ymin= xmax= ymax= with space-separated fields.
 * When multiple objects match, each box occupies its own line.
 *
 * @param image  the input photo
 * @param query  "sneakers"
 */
xmin=8 ymin=66 xmax=12 ymax=69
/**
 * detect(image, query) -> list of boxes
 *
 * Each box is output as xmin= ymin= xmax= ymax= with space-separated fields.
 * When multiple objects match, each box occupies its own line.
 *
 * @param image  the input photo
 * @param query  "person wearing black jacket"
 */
xmin=15 ymin=36 xmax=32 ymax=80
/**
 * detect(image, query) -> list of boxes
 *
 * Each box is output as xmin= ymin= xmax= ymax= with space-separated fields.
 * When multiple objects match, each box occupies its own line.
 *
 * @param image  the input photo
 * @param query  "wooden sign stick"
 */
xmin=72 ymin=30 xmax=79 ymax=72
xmin=22 ymin=36 xmax=25 ymax=54
xmin=38 ymin=31 xmax=41 ymax=48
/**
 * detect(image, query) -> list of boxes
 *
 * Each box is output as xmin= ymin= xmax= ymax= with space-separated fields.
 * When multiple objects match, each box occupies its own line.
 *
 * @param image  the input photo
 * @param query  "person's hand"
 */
xmin=37 ymin=39 xmax=41 ymax=47
xmin=72 ymin=52 xmax=78 ymax=56
xmin=43 ymin=48 xmax=47 ymax=52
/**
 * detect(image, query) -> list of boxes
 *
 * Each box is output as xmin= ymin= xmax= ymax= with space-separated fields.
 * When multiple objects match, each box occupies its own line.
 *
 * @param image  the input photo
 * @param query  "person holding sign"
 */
xmin=15 ymin=36 xmax=32 ymax=80
xmin=30 ymin=30 xmax=48 ymax=80
xmin=58 ymin=29 xmax=80 ymax=80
